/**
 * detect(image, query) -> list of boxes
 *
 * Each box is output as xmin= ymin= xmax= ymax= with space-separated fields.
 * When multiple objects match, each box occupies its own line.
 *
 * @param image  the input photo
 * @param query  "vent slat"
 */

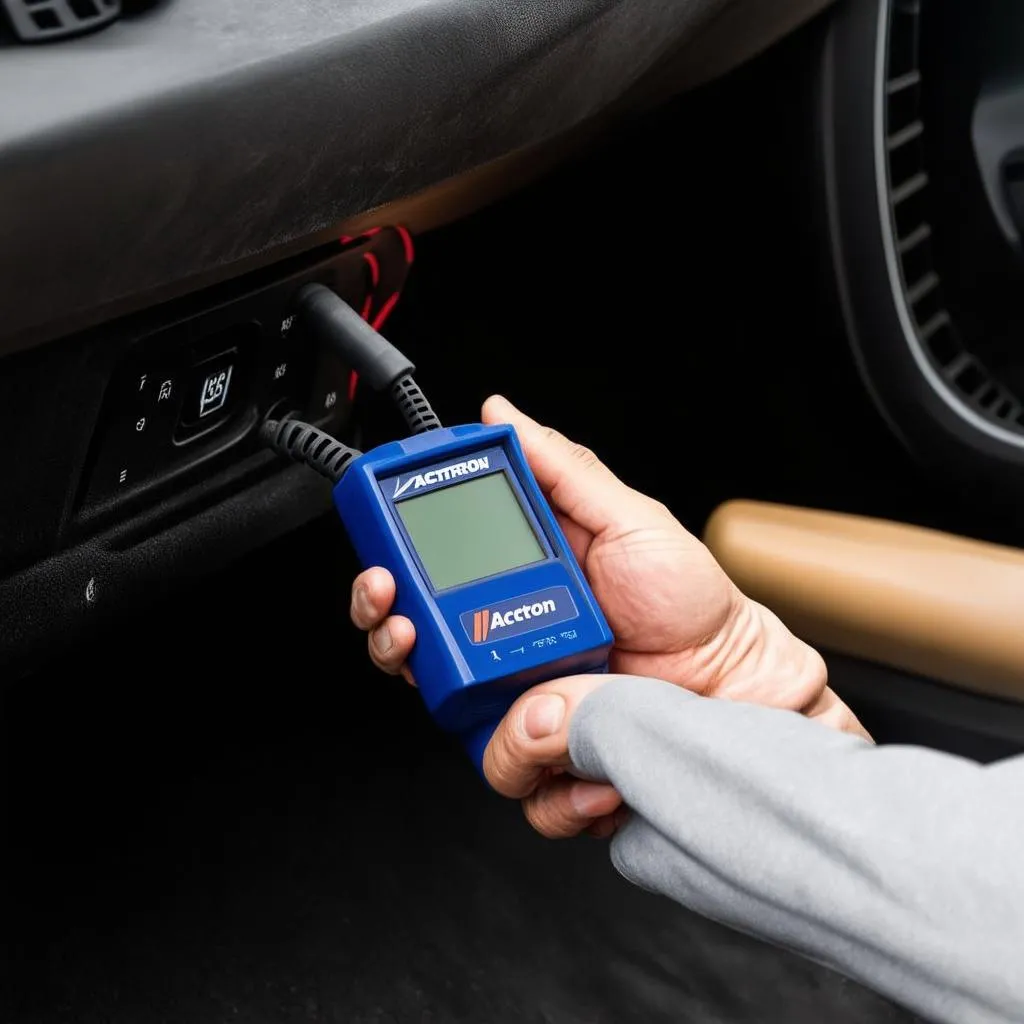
xmin=887 ymin=70 xmax=921 ymax=93
xmin=887 ymin=120 xmax=924 ymax=151
xmin=892 ymin=172 xmax=928 ymax=205
xmin=2 ymin=0 xmax=120 ymax=40
xmin=919 ymin=310 xmax=951 ymax=341
xmin=978 ymin=384 xmax=1001 ymax=410
xmin=951 ymin=360 xmax=987 ymax=398
xmin=883 ymin=0 xmax=1024 ymax=438
xmin=897 ymin=224 xmax=932 ymax=254
xmin=906 ymin=271 xmax=940 ymax=306
xmin=942 ymin=352 xmax=971 ymax=380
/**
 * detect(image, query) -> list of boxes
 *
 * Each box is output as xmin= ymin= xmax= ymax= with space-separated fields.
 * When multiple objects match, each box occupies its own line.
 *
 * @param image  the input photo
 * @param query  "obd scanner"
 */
xmin=262 ymin=284 xmax=613 ymax=772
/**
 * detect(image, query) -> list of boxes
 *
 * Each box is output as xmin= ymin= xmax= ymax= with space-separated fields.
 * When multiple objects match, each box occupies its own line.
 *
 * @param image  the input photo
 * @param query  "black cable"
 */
xmin=263 ymin=285 xmax=441 ymax=480
xmin=391 ymin=374 xmax=442 ymax=435
xmin=260 ymin=417 xmax=361 ymax=484
xmin=294 ymin=283 xmax=442 ymax=435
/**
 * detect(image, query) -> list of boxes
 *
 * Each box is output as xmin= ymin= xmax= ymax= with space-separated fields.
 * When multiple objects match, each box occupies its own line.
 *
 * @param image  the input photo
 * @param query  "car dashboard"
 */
xmin=7 ymin=2 xmax=1024 ymax=1021
xmin=0 ymin=0 xmax=829 ymax=669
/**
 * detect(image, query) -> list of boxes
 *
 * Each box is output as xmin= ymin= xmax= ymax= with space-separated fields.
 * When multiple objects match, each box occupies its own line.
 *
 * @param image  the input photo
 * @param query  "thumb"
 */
xmin=482 ymin=395 xmax=667 ymax=537
xmin=483 ymin=675 xmax=611 ymax=798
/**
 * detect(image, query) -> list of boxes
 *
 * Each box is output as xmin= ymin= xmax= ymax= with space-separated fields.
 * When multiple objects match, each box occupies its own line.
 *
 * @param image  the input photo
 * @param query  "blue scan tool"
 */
xmin=334 ymin=423 xmax=614 ymax=770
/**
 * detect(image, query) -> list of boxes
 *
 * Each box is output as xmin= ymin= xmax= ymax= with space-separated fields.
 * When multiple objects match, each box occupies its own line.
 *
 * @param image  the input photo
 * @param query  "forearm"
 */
xmin=569 ymin=676 xmax=1024 ymax=1024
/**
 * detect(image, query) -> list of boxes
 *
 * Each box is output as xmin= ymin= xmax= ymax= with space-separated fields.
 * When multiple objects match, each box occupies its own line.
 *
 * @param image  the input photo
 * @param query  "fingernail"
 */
xmin=571 ymin=781 xmax=615 ymax=818
xmin=372 ymin=624 xmax=393 ymax=655
xmin=521 ymin=694 xmax=565 ymax=739
xmin=485 ymin=394 xmax=525 ymax=421
xmin=353 ymin=584 xmax=374 ymax=623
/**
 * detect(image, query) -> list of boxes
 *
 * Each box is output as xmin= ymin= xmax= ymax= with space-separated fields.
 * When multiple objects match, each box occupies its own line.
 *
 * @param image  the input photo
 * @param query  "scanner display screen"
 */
xmin=397 ymin=472 xmax=544 ymax=591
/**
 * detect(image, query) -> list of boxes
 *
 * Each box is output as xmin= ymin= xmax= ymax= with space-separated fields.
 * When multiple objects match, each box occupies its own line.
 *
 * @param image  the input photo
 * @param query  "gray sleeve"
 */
xmin=568 ymin=676 xmax=1024 ymax=1024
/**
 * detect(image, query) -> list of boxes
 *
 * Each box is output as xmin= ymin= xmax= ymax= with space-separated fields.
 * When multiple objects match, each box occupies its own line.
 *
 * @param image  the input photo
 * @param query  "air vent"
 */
xmin=881 ymin=0 xmax=1024 ymax=435
xmin=2 ymin=0 xmax=120 ymax=41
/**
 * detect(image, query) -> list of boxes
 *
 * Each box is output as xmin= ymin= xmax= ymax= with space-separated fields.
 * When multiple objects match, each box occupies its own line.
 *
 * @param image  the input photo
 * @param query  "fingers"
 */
xmin=484 ymin=674 xmax=625 ymax=839
xmin=803 ymin=684 xmax=875 ymax=743
xmin=350 ymin=567 xmax=396 ymax=629
xmin=522 ymin=776 xmax=622 ymax=839
xmin=367 ymin=615 xmax=416 ymax=676
xmin=483 ymin=675 xmax=611 ymax=798
xmin=586 ymin=805 xmax=632 ymax=839
xmin=350 ymin=567 xmax=416 ymax=680
xmin=481 ymin=395 xmax=669 ymax=537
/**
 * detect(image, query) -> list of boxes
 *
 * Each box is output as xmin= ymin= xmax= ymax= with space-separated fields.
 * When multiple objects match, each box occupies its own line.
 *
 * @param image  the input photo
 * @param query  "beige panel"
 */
xmin=703 ymin=500 xmax=1024 ymax=701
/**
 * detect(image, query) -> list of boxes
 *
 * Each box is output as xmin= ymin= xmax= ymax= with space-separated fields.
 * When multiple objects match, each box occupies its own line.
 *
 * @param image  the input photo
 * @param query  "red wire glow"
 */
xmin=363 ymin=251 xmax=381 ymax=288
xmin=395 ymin=224 xmax=415 ymax=264
xmin=371 ymin=292 xmax=401 ymax=331
xmin=346 ymin=226 xmax=412 ymax=402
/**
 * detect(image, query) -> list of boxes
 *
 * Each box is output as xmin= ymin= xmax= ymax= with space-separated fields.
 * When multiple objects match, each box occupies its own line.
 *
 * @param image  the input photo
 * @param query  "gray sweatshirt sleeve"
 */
xmin=568 ymin=676 xmax=1024 ymax=1024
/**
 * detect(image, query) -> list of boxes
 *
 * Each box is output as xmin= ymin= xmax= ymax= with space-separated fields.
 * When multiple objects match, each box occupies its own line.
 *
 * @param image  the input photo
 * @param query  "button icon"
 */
xmin=118 ymin=469 xmax=128 ymax=485
xmin=198 ymin=365 xmax=233 ymax=418
xmin=273 ymin=362 xmax=288 ymax=381
xmin=324 ymin=390 xmax=338 ymax=411
xmin=280 ymin=315 xmax=296 ymax=336
xmin=176 ymin=350 xmax=241 ymax=440
xmin=158 ymin=379 xmax=173 ymax=402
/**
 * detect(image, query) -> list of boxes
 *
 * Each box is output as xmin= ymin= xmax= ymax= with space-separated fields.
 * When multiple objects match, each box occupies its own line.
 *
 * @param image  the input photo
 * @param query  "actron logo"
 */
xmin=472 ymin=610 xmax=490 ymax=643
xmin=393 ymin=457 xmax=490 ymax=498
xmin=472 ymin=599 xmax=558 ymax=642
xmin=461 ymin=587 xmax=578 ymax=646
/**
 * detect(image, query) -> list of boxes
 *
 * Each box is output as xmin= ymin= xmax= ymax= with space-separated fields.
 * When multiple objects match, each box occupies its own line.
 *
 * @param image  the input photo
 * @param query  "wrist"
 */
xmin=702 ymin=592 xmax=872 ymax=740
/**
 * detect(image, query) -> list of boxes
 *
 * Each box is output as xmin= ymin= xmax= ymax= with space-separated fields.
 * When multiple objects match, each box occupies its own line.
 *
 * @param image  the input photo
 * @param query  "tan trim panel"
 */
xmin=704 ymin=501 xmax=1024 ymax=701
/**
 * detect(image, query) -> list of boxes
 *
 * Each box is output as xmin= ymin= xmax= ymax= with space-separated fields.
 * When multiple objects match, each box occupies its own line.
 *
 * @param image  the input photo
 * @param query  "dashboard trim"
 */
xmin=872 ymin=0 xmax=1024 ymax=450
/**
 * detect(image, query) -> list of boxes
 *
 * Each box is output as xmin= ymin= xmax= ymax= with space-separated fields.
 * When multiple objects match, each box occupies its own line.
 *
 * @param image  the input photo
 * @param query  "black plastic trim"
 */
xmin=829 ymin=652 xmax=1024 ymax=763
xmin=821 ymin=0 xmax=1024 ymax=490
xmin=2 ymin=0 xmax=120 ymax=42
xmin=0 ymin=0 xmax=724 ymax=354
xmin=0 ymin=464 xmax=333 ymax=672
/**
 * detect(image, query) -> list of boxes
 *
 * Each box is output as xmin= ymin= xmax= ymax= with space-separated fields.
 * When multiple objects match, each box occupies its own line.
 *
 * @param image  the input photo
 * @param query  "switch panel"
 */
xmin=175 ymin=331 xmax=250 ymax=439
xmin=78 ymin=231 xmax=412 ymax=522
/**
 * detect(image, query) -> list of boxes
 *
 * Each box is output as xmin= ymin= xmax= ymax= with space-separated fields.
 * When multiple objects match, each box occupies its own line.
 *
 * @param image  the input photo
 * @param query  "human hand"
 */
xmin=350 ymin=395 xmax=867 ymax=738
xmin=480 ymin=675 xmax=623 ymax=839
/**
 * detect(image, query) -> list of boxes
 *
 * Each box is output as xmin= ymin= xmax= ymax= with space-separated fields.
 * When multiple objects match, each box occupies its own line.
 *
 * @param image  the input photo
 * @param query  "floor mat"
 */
xmin=2 ymin=522 xmax=922 ymax=1024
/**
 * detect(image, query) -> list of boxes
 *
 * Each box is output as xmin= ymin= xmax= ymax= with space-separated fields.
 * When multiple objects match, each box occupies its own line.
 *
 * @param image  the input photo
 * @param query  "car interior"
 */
xmin=3 ymin=0 xmax=1022 ymax=1021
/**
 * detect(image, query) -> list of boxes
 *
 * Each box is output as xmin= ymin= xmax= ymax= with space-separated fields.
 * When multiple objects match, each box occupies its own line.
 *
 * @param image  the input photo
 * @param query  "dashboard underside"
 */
xmin=0 ymin=0 xmax=833 ymax=671
xmin=0 ymin=0 xmax=827 ymax=354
